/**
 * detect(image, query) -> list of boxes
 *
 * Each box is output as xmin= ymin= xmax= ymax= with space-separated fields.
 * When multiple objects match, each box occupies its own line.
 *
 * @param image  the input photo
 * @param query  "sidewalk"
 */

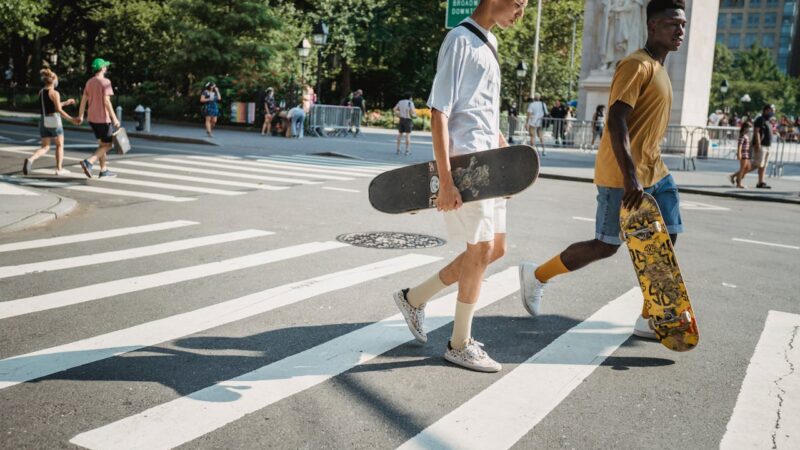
xmin=0 ymin=178 xmax=76 ymax=233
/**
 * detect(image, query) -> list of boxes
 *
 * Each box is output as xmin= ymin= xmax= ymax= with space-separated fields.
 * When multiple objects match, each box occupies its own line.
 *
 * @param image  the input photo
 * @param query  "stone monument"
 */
xmin=577 ymin=0 xmax=719 ymax=127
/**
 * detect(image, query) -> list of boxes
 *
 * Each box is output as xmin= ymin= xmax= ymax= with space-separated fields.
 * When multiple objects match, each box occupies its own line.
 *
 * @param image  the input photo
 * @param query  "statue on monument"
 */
xmin=598 ymin=0 xmax=647 ymax=71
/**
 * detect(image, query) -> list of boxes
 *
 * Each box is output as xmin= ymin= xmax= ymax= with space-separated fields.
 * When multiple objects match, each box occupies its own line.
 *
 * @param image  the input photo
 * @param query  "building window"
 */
xmin=729 ymin=34 xmax=741 ymax=48
xmin=764 ymin=13 xmax=777 ymax=27
xmin=745 ymin=33 xmax=758 ymax=47
xmin=731 ymin=13 xmax=743 ymax=27
xmin=766 ymin=0 xmax=778 ymax=7
xmin=750 ymin=0 xmax=761 ymax=6
xmin=762 ymin=33 xmax=776 ymax=48
xmin=718 ymin=13 xmax=728 ymax=28
xmin=748 ymin=14 xmax=761 ymax=26
xmin=785 ymin=1 xmax=797 ymax=15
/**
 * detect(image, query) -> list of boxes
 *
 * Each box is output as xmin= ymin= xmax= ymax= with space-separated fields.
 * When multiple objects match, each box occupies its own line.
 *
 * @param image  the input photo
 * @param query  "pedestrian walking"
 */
xmin=729 ymin=120 xmax=752 ymax=188
xmin=527 ymin=93 xmax=547 ymax=155
xmin=518 ymin=0 xmax=687 ymax=340
xmin=393 ymin=93 xmax=416 ymax=155
xmin=200 ymin=82 xmax=222 ymax=137
xmin=77 ymin=58 xmax=120 ymax=178
xmin=508 ymin=102 xmax=519 ymax=144
xmin=288 ymin=85 xmax=314 ymax=139
xmin=591 ymin=104 xmax=605 ymax=147
xmin=22 ymin=68 xmax=80 ymax=176
xmin=749 ymin=105 xmax=774 ymax=189
xmin=261 ymin=87 xmax=278 ymax=136
xmin=392 ymin=0 xmax=527 ymax=373
xmin=550 ymin=99 xmax=569 ymax=146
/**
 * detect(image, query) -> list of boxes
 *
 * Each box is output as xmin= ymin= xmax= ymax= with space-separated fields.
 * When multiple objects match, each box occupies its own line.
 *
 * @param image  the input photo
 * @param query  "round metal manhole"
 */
xmin=336 ymin=232 xmax=446 ymax=249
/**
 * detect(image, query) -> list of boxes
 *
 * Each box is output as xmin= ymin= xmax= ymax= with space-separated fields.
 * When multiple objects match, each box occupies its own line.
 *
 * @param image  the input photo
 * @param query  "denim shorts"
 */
xmin=595 ymin=174 xmax=683 ymax=246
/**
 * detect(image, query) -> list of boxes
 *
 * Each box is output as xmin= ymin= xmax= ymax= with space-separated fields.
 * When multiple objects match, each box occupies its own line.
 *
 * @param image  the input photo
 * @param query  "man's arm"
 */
xmin=104 ymin=95 xmax=120 ymax=128
xmin=77 ymin=91 xmax=88 ymax=125
xmin=431 ymin=108 xmax=461 ymax=211
xmin=607 ymin=100 xmax=642 ymax=209
xmin=753 ymin=121 xmax=762 ymax=151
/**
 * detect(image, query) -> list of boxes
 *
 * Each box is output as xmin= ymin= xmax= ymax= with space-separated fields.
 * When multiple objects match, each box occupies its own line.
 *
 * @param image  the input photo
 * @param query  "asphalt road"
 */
xmin=1 ymin=122 xmax=799 ymax=449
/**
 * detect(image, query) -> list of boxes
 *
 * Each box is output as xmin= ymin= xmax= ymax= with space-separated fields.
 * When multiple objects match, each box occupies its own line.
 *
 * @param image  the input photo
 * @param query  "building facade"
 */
xmin=716 ymin=0 xmax=799 ymax=75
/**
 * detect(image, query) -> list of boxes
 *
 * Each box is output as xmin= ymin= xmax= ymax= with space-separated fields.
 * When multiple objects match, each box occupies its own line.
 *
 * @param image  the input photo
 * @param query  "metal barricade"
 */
xmin=308 ymin=105 xmax=363 ymax=137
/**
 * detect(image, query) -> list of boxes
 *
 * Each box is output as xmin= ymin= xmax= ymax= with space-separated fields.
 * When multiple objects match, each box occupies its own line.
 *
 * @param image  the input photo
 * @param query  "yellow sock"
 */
xmin=534 ymin=254 xmax=569 ymax=283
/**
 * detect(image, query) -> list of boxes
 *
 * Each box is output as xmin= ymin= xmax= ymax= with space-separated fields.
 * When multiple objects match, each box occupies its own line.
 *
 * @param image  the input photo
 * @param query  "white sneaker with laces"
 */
xmin=55 ymin=168 xmax=71 ymax=176
xmin=633 ymin=315 xmax=658 ymax=340
xmin=393 ymin=289 xmax=427 ymax=343
xmin=444 ymin=338 xmax=501 ymax=373
xmin=519 ymin=261 xmax=545 ymax=316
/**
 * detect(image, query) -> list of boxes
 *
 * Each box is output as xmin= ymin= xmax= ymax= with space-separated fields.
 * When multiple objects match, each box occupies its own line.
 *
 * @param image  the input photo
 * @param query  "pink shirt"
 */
xmin=84 ymin=76 xmax=114 ymax=124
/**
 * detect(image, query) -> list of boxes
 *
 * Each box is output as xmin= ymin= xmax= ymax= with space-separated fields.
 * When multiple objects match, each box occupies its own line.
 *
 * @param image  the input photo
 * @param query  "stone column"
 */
xmin=577 ymin=0 xmax=719 ymax=127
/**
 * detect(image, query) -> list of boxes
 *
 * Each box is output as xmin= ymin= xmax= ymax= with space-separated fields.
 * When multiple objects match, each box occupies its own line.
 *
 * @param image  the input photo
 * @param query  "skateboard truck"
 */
xmin=648 ymin=310 xmax=693 ymax=334
xmin=621 ymin=221 xmax=662 ymax=241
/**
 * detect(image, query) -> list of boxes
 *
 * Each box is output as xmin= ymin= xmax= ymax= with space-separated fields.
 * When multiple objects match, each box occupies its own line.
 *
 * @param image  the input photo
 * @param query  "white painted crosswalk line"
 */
xmin=64 ymin=185 xmax=196 ymax=202
xmin=285 ymin=155 xmax=398 ymax=169
xmin=264 ymin=155 xmax=389 ymax=174
xmin=0 ymin=241 xmax=340 ymax=320
xmin=117 ymin=160 xmax=319 ymax=185
xmin=69 ymin=267 xmax=513 ymax=450
xmin=398 ymin=287 xmax=642 ymax=450
xmin=0 ymin=229 xmax=271 ymax=280
xmin=1 ymin=242 xmax=410 ymax=390
xmin=178 ymin=156 xmax=355 ymax=181
xmin=323 ymin=187 xmax=360 ymax=193
xmin=0 ymin=182 xmax=39 ymax=195
xmin=720 ymin=311 xmax=800 ymax=450
xmin=242 ymin=156 xmax=375 ymax=178
xmin=0 ymin=146 xmax=83 ymax=162
xmin=108 ymin=167 xmax=290 ymax=191
xmin=31 ymin=169 xmax=244 ymax=196
xmin=0 ymin=220 xmax=198 ymax=253
xmin=732 ymin=238 xmax=799 ymax=250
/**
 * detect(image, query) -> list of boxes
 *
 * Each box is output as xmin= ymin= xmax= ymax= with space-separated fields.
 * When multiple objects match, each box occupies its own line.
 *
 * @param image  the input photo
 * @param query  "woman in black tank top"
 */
xmin=22 ymin=68 xmax=78 ymax=176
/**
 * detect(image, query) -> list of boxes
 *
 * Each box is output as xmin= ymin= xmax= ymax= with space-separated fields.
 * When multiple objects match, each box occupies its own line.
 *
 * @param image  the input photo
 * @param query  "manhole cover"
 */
xmin=337 ymin=232 xmax=446 ymax=249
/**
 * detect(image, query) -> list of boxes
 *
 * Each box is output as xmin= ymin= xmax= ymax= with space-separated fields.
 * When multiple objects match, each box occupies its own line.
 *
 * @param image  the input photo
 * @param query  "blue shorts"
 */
xmin=595 ymin=174 xmax=683 ymax=246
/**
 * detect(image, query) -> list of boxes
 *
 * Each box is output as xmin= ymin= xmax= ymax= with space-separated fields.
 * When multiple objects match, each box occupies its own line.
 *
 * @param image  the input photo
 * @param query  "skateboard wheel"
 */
xmin=681 ymin=310 xmax=692 ymax=323
xmin=647 ymin=317 xmax=656 ymax=331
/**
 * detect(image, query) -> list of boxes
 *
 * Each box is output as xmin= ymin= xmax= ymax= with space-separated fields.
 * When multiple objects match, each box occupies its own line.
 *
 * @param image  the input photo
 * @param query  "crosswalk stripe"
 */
xmin=322 ymin=187 xmax=360 ymax=193
xmin=179 ymin=156 xmax=355 ymax=181
xmin=0 ymin=220 xmax=198 ymax=253
xmin=284 ymin=155 xmax=397 ymax=169
xmin=64 ymin=185 xmax=196 ymax=202
xmin=0 ymin=182 xmax=39 ymax=195
xmin=0 ymin=146 xmax=83 ymax=161
xmin=0 ymin=175 xmax=71 ymax=188
xmin=0 ymin=240 xmax=340 ymax=320
xmin=108 ymin=167 xmax=290 ymax=191
xmin=0 ymin=229 xmax=272 ymax=281
xmin=398 ymin=287 xmax=641 ymax=450
xmin=117 ymin=160 xmax=319 ymax=185
xmin=0 ymin=241 xmax=382 ymax=390
xmin=272 ymin=155 xmax=394 ymax=171
xmin=731 ymin=238 xmax=799 ymax=250
xmin=31 ymin=169 xmax=244 ymax=196
xmin=69 ymin=266 xmax=513 ymax=450
xmin=241 ymin=156 xmax=375 ymax=178
xmin=720 ymin=310 xmax=800 ymax=449
xmin=264 ymin=156 xmax=388 ymax=174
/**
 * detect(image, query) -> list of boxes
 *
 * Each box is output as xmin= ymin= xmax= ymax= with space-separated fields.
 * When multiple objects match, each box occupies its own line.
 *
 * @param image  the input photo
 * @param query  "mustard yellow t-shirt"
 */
xmin=594 ymin=50 xmax=672 ymax=188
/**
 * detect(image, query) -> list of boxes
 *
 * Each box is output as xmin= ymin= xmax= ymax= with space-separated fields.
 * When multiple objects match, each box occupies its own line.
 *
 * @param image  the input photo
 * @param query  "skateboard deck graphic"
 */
xmin=620 ymin=193 xmax=699 ymax=352
xmin=368 ymin=145 xmax=539 ymax=214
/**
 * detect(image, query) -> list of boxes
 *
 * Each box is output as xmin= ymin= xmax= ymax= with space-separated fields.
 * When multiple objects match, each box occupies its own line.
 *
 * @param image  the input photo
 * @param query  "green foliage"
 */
xmin=0 ymin=0 xmax=48 ymax=40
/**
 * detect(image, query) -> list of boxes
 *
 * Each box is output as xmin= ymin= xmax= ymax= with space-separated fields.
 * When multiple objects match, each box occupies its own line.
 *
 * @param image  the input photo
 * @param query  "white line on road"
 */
xmin=572 ymin=216 xmax=595 ymax=222
xmin=681 ymin=201 xmax=730 ymax=211
xmin=32 ymin=169 xmax=245 ymax=196
xmin=155 ymin=157 xmax=337 ymax=183
xmin=1 ymin=242 xmax=412 ymax=390
xmin=243 ymin=156 xmax=374 ymax=178
xmin=398 ymin=287 xmax=642 ymax=450
xmin=0 ymin=182 xmax=39 ymax=195
xmin=64 ymin=185 xmax=196 ymax=202
xmin=732 ymin=238 xmax=799 ymax=250
xmin=181 ymin=156 xmax=356 ymax=181
xmin=107 ymin=167 xmax=289 ymax=191
xmin=720 ymin=310 xmax=800 ymax=449
xmin=286 ymin=154 xmax=398 ymax=169
xmin=322 ymin=187 xmax=360 ymax=193
xmin=117 ymin=160 xmax=319 ymax=185
xmin=0 ymin=220 xmax=198 ymax=253
xmin=264 ymin=155 xmax=389 ymax=174
xmin=69 ymin=267 xmax=514 ymax=450
xmin=0 ymin=229 xmax=271 ymax=280
xmin=0 ymin=146 xmax=84 ymax=161
xmin=0 ymin=241 xmax=339 ymax=320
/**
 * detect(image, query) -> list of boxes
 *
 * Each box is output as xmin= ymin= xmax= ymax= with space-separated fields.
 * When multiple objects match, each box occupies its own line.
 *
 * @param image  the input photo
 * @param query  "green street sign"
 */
xmin=446 ymin=0 xmax=479 ymax=29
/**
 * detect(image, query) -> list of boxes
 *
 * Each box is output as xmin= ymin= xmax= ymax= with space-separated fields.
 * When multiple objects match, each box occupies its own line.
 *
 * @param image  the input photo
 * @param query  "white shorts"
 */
xmin=443 ymin=198 xmax=507 ymax=245
xmin=528 ymin=116 xmax=544 ymax=128
xmin=752 ymin=146 xmax=770 ymax=169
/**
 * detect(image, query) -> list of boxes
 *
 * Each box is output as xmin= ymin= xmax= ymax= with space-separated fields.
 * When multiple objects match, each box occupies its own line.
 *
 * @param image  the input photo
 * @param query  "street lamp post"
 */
xmin=740 ymin=93 xmax=751 ymax=117
xmin=567 ymin=15 xmax=577 ymax=100
xmin=719 ymin=79 xmax=729 ymax=113
xmin=515 ymin=61 xmax=528 ymax=110
xmin=312 ymin=20 xmax=329 ymax=102
xmin=296 ymin=38 xmax=311 ymax=84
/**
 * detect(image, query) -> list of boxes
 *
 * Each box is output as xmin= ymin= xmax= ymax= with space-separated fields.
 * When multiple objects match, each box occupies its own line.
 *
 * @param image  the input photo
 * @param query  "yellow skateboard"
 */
xmin=620 ymin=193 xmax=699 ymax=352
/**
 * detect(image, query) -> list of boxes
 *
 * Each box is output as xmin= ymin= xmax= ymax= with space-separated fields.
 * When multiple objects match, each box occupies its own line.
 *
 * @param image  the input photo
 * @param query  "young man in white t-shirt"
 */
xmin=527 ymin=93 xmax=547 ymax=155
xmin=393 ymin=93 xmax=417 ymax=155
xmin=392 ymin=0 xmax=527 ymax=373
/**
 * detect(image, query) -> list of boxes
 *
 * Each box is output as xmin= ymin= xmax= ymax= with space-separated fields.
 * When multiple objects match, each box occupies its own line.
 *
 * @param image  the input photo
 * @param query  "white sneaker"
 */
xmin=444 ymin=339 xmax=501 ymax=373
xmin=633 ymin=315 xmax=658 ymax=340
xmin=393 ymin=289 xmax=427 ymax=343
xmin=519 ymin=262 xmax=545 ymax=316
xmin=54 ymin=168 xmax=71 ymax=176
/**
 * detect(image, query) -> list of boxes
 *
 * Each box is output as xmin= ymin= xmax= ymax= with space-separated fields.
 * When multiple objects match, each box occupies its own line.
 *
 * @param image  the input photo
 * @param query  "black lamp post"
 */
xmin=296 ymin=38 xmax=311 ymax=84
xmin=720 ymin=79 xmax=729 ymax=113
xmin=312 ymin=19 xmax=329 ymax=102
xmin=516 ymin=61 xmax=528 ymax=111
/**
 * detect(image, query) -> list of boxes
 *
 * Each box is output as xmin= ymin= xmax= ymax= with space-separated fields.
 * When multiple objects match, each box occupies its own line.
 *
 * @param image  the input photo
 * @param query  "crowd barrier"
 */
xmin=307 ymin=105 xmax=362 ymax=137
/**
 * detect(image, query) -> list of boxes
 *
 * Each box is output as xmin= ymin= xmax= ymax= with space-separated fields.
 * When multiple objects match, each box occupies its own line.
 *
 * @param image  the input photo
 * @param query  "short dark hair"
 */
xmin=763 ymin=104 xmax=773 ymax=111
xmin=647 ymin=0 xmax=685 ymax=21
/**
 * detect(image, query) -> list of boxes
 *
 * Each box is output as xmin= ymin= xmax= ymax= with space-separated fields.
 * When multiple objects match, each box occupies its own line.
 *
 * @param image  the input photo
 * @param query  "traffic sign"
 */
xmin=446 ymin=0 xmax=479 ymax=29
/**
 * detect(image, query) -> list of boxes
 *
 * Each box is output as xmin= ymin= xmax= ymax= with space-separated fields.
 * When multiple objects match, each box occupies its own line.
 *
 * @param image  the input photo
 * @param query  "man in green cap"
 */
xmin=77 ymin=57 xmax=120 ymax=178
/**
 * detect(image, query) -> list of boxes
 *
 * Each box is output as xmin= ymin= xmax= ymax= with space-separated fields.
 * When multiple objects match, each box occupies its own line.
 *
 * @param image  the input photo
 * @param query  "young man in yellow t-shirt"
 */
xmin=518 ymin=0 xmax=687 ymax=339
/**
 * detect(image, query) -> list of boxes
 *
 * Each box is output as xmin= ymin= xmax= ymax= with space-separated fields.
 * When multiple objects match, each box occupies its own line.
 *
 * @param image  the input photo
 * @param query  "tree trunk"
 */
xmin=339 ymin=58 xmax=351 ymax=105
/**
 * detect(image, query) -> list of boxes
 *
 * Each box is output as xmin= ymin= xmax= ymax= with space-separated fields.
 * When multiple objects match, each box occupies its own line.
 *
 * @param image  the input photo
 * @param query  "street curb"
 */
xmin=0 ymin=195 xmax=77 ymax=233
xmin=0 ymin=117 xmax=218 ymax=147
xmin=538 ymin=173 xmax=800 ymax=205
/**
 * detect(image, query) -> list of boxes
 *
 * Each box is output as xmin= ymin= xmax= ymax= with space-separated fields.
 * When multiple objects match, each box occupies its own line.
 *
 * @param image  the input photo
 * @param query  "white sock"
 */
xmin=407 ymin=272 xmax=447 ymax=308
xmin=451 ymin=300 xmax=476 ymax=349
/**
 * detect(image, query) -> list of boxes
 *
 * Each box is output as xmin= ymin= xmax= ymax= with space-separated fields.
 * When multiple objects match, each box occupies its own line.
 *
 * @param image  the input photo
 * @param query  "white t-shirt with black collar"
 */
xmin=427 ymin=17 xmax=501 ymax=156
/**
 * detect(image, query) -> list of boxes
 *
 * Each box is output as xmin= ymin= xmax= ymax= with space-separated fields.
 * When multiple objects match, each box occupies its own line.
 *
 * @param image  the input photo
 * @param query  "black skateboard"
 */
xmin=369 ymin=145 xmax=539 ymax=214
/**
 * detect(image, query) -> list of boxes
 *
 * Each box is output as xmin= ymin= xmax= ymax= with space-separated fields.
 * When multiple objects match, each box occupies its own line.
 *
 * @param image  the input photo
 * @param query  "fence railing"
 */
xmin=307 ymin=105 xmax=362 ymax=137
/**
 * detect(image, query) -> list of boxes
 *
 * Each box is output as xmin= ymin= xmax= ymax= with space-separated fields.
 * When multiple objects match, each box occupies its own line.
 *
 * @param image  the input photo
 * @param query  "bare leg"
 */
xmin=396 ymin=134 xmax=401 ymax=153
xmin=54 ymin=135 xmax=65 ymax=170
xmin=87 ymin=141 xmax=112 ymax=168
xmin=455 ymin=241 xmax=495 ymax=305
xmin=537 ymin=128 xmax=547 ymax=155
xmin=28 ymin=138 xmax=52 ymax=163
xmin=205 ymin=117 xmax=212 ymax=136
xmin=440 ymin=234 xmax=506 ymax=286
xmin=736 ymin=160 xmax=750 ymax=187
xmin=405 ymin=134 xmax=411 ymax=154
